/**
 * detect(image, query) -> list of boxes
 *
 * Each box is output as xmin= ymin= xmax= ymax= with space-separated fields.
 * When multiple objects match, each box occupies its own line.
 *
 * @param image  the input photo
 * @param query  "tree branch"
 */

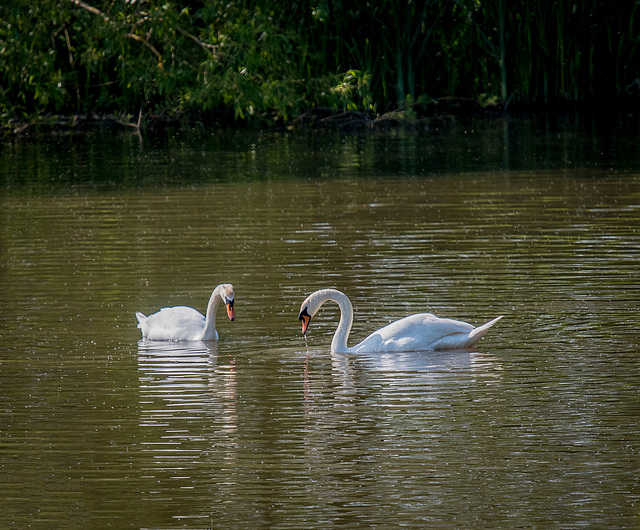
xmin=127 ymin=32 xmax=163 ymax=63
xmin=176 ymin=26 xmax=219 ymax=56
xmin=68 ymin=0 xmax=110 ymax=22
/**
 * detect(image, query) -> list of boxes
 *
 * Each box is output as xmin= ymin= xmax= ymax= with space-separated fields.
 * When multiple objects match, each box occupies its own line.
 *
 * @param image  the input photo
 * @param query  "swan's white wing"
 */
xmin=428 ymin=315 xmax=502 ymax=349
xmin=141 ymin=306 xmax=207 ymax=341
xmin=353 ymin=313 xmax=478 ymax=352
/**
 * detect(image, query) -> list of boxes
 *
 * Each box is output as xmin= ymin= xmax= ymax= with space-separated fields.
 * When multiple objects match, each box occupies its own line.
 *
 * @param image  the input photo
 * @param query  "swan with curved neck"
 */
xmin=136 ymin=283 xmax=235 ymax=341
xmin=298 ymin=289 xmax=502 ymax=353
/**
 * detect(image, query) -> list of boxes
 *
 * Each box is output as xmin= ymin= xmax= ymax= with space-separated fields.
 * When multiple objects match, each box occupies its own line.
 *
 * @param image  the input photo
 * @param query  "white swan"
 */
xmin=298 ymin=289 xmax=502 ymax=353
xmin=136 ymin=283 xmax=235 ymax=341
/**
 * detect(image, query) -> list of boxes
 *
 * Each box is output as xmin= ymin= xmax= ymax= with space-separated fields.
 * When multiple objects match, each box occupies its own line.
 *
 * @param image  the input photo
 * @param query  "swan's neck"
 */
xmin=325 ymin=290 xmax=354 ymax=353
xmin=201 ymin=286 xmax=221 ymax=340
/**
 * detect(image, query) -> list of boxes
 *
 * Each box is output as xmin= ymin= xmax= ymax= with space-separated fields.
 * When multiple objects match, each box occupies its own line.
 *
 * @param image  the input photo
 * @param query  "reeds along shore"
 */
xmin=1 ymin=0 xmax=638 ymax=129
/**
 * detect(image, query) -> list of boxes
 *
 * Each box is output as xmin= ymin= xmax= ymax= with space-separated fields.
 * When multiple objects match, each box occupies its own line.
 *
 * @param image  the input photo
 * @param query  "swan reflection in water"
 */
xmin=299 ymin=346 xmax=503 ymax=469
xmin=344 ymin=348 xmax=501 ymax=374
xmin=302 ymin=346 xmax=503 ymax=418
xmin=136 ymin=340 xmax=239 ymax=466
xmin=330 ymin=347 xmax=502 ymax=390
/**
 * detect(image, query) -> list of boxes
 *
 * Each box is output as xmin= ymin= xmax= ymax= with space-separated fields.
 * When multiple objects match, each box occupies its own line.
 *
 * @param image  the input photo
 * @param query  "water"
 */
xmin=1 ymin=118 xmax=640 ymax=527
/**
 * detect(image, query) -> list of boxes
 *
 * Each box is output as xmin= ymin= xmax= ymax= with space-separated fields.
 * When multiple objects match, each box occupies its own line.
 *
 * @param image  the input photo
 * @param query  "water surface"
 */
xmin=1 ymin=119 xmax=640 ymax=527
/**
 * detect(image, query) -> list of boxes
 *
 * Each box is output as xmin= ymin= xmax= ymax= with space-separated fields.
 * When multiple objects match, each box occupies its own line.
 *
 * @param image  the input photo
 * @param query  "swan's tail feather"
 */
xmin=468 ymin=315 xmax=503 ymax=344
xmin=135 ymin=311 xmax=147 ymax=329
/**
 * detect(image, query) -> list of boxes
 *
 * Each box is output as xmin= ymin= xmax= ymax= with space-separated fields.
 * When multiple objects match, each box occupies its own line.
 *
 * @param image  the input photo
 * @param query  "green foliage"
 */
xmin=1 ymin=0 xmax=639 ymax=128
xmin=329 ymin=70 xmax=375 ymax=112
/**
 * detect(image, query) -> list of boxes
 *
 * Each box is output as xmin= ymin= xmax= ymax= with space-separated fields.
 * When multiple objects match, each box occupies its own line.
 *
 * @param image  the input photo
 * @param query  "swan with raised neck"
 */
xmin=136 ymin=283 xmax=235 ymax=341
xmin=298 ymin=288 xmax=502 ymax=353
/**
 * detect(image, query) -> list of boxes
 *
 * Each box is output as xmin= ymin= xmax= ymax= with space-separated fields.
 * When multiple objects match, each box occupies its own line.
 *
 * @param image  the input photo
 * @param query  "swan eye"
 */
xmin=225 ymin=298 xmax=234 ymax=308
xmin=298 ymin=307 xmax=310 ymax=321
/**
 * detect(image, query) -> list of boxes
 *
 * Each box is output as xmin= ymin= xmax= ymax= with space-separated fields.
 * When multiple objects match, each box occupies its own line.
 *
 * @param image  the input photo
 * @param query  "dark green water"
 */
xmin=1 ymin=118 xmax=640 ymax=527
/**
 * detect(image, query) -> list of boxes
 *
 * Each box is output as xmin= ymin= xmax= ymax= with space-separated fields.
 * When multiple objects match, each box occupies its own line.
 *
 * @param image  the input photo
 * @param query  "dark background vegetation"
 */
xmin=1 ymin=0 xmax=639 ymax=129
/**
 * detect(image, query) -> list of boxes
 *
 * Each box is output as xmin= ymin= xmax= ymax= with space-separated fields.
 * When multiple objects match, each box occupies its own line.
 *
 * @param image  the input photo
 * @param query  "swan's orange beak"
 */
xmin=226 ymin=301 xmax=235 ymax=321
xmin=301 ymin=315 xmax=310 ymax=334
xmin=299 ymin=307 xmax=311 ymax=334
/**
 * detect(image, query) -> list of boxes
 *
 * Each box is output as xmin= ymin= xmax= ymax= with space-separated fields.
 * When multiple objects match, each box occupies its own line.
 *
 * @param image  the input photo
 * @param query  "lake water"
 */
xmin=1 ymin=117 xmax=640 ymax=527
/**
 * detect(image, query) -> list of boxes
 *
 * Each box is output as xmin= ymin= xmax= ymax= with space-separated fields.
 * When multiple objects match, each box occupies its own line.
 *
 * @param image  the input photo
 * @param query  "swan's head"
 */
xmin=219 ymin=283 xmax=235 ymax=321
xmin=298 ymin=306 xmax=312 ymax=334
xmin=298 ymin=291 xmax=324 ymax=334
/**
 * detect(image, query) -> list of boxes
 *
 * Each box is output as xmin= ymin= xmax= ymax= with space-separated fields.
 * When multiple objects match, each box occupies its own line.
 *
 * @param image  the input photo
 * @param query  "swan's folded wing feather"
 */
xmin=142 ymin=306 xmax=206 ymax=340
xmin=358 ymin=313 xmax=478 ymax=352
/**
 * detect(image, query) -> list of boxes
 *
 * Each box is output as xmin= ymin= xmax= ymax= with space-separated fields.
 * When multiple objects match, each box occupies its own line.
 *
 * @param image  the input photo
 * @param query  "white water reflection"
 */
xmin=349 ymin=348 xmax=501 ymax=374
xmin=137 ymin=340 xmax=239 ymax=471
xmin=325 ymin=348 xmax=502 ymax=394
